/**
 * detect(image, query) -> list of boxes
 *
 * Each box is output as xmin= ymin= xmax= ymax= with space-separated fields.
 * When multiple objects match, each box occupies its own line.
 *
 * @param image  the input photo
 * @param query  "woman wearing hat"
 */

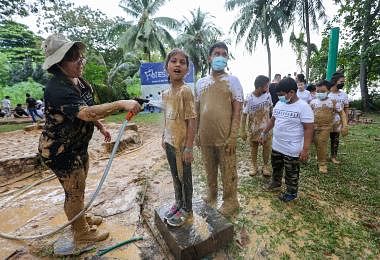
xmin=39 ymin=34 xmax=140 ymax=243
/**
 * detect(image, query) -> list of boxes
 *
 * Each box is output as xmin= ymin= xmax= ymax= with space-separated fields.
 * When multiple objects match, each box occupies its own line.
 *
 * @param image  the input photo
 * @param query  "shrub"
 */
xmin=0 ymin=80 xmax=44 ymax=106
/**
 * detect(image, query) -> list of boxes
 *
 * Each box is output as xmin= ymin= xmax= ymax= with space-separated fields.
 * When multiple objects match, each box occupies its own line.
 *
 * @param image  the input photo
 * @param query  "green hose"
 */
xmin=97 ymin=236 xmax=143 ymax=256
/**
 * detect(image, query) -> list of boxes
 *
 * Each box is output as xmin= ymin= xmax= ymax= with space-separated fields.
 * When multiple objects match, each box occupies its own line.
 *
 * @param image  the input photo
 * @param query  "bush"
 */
xmin=0 ymin=80 xmax=44 ymax=106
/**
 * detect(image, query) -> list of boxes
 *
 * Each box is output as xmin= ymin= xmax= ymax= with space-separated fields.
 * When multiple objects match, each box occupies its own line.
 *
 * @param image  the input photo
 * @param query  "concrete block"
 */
xmin=155 ymin=200 xmax=234 ymax=260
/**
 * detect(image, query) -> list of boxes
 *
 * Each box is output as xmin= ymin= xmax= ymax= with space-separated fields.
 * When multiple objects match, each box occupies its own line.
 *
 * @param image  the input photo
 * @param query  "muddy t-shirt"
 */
xmin=243 ymin=92 xmax=272 ymax=139
xmin=162 ymin=85 xmax=197 ymax=149
xmin=328 ymin=90 xmax=349 ymax=131
xmin=39 ymin=72 xmax=95 ymax=165
xmin=310 ymin=98 xmax=342 ymax=131
xmin=272 ymin=99 xmax=314 ymax=157
xmin=196 ymin=74 xmax=244 ymax=146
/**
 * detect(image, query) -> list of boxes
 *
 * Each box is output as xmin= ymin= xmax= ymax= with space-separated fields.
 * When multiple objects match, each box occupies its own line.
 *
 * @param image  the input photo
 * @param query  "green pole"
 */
xmin=326 ymin=27 xmax=340 ymax=80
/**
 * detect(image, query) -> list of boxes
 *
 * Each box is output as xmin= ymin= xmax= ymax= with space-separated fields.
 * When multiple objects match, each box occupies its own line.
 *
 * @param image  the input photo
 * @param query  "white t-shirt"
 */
xmin=195 ymin=74 xmax=244 ymax=102
xmin=328 ymin=90 xmax=349 ymax=108
xmin=297 ymin=89 xmax=312 ymax=103
xmin=272 ymin=99 xmax=314 ymax=157
xmin=2 ymin=99 xmax=10 ymax=108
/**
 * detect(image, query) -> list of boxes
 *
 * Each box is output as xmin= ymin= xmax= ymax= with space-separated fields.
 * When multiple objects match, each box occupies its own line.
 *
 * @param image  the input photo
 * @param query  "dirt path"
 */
xmin=0 ymin=122 xmax=176 ymax=258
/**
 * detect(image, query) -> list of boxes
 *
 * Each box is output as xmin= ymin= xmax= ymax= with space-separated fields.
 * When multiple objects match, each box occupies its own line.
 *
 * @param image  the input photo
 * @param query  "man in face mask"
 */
xmin=195 ymin=42 xmax=244 ymax=217
xmin=328 ymin=71 xmax=349 ymax=164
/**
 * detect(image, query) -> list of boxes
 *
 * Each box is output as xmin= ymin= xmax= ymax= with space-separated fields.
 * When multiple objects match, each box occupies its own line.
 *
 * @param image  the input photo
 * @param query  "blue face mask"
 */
xmin=211 ymin=56 xmax=227 ymax=71
xmin=278 ymin=95 xmax=290 ymax=104
xmin=316 ymin=92 xmax=328 ymax=100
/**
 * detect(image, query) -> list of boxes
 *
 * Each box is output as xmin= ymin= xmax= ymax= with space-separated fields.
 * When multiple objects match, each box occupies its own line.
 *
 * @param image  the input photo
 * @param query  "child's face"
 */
xmin=208 ymin=47 xmax=228 ymax=62
xmin=297 ymin=82 xmax=305 ymax=90
xmin=316 ymin=85 xmax=328 ymax=93
xmin=166 ymin=53 xmax=188 ymax=82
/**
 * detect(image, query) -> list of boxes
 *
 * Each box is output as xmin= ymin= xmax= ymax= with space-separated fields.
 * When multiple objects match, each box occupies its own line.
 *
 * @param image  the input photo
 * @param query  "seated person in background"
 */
xmin=14 ymin=104 xmax=29 ymax=118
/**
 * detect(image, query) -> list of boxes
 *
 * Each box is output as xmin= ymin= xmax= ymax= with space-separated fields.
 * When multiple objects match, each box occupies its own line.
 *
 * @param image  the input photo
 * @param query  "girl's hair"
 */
xmin=165 ymin=48 xmax=190 ymax=68
xmin=165 ymin=48 xmax=190 ymax=82
xmin=296 ymin=73 xmax=306 ymax=83
xmin=47 ymin=43 xmax=85 ymax=74
xmin=330 ymin=71 xmax=344 ymax=86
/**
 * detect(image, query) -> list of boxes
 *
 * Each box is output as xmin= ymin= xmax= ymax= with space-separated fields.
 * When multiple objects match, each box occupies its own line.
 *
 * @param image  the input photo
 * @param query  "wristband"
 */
xmin=184 ymin=147 xmax=193 ymax=153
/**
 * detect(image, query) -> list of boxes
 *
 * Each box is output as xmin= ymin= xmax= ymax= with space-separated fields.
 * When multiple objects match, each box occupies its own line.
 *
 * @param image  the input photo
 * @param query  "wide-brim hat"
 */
xmin=42 ymin=34 xmax=85 ymax=70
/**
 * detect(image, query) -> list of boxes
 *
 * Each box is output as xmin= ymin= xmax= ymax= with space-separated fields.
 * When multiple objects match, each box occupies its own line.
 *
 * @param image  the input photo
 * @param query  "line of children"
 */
xmin=162 ymin=44 xmax=350 ymax=227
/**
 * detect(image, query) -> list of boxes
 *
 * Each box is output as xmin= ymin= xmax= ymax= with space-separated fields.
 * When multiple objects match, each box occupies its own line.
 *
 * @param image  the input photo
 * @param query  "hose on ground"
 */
xmin=0 ymin=120 xmax=131 ymax=240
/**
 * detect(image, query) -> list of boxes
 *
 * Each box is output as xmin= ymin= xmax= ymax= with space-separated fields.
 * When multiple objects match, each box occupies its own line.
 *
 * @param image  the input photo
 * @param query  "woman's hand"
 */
xmin=118 ymin=100 xmax=141 ymax=115
xmin=100 ymin=126 xmax=111 ymax=142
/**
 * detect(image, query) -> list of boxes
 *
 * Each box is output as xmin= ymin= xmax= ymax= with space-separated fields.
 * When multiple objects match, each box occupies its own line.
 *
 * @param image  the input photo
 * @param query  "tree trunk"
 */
xmin=304 ymin=0 xmax=311 ymax=81
xmin=265 ymin=35 xmax=272 ymax=79
xmin=359 ymin=57 xmax=369 ymax=111
xmin=360 ymin=1 xmax=372 ymax=111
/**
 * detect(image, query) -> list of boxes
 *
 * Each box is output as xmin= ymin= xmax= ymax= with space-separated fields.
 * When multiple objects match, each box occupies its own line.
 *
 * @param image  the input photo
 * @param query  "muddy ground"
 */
xmin=0 ymin=121 xmax=183 ymax=259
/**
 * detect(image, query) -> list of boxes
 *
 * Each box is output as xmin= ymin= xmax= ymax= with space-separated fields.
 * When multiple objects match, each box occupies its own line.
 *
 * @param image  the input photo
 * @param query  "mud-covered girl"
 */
xmin=162 ymin=49 xmax=197 ymax=227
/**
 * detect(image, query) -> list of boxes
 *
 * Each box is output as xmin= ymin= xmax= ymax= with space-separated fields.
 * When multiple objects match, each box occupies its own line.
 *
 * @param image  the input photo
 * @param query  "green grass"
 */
xmin=191 ymin=112 xmax=380 ymax=259
xmin=0 ymin=123 xmax=29 ymax=133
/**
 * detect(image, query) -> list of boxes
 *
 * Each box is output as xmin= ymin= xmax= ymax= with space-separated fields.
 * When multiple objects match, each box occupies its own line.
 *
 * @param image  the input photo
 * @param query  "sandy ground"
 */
xmin=0 ymin=122 xmax=177 ymax=259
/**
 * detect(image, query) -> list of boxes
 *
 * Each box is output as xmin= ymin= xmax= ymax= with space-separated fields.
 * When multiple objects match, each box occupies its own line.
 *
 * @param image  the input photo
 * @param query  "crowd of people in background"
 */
xmin=0 ymin=93 xmax=45 ymax=122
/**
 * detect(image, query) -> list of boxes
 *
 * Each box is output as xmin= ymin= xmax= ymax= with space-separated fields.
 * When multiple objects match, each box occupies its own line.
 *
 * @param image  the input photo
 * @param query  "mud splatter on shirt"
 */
xmin=38 ymin=72 xmax=95 ymax=174
xmin=195 ymin=73 xmax=244 ymax=146
xmin=243 ymin=92 xmax=272 ymax=139
xmin=162 ymin=84 xmax=196 ymax=149
xmin=310 ymin=98 xmax=343 ymax=132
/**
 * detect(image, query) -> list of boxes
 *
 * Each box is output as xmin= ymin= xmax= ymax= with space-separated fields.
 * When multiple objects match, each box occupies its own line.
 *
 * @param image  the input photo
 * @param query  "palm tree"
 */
xmin=279 ymin=0 xmax=326 ymax=81
xmin=177 ymin=8 xmax=222 ymax=77
xmin=118 ymin=0 xmax=180 ymax=61
xmin=289 ymin=31 xmax=318 ymax=75
xmin=225 ymin=0 xmax=290 ymax=79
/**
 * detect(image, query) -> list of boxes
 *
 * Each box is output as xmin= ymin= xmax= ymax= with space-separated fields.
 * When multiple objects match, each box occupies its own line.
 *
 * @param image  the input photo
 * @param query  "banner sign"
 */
xmin=140 ymin=62 xmax=195 ymax=85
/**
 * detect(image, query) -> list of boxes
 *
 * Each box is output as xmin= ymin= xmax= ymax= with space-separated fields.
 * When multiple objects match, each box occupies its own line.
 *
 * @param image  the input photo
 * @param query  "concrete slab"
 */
xmin=155 ymin=199 xmax=234 ymax=260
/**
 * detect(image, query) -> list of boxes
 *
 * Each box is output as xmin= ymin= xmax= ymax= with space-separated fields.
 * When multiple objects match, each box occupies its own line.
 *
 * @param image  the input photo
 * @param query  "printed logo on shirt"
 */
xmin=273 ymin=109 xmax=300 ymax=119
xmin=245 ymin=100 xmax=272 ymax=113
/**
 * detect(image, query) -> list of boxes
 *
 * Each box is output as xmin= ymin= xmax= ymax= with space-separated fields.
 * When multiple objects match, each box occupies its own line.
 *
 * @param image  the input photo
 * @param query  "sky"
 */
xmin=18 ymin=0 xmax=340 ymax=95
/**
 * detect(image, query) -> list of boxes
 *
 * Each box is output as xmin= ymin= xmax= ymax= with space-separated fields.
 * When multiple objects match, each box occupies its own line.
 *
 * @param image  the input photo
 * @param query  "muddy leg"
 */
xmin=164 ymin=143 xmax=183 ymax=209
xmin=316 ymin=129 xmax=329 ymax=173
xmin=182 ymin=161 xmax=193 ymax=212
xmin=262 ymin=136 xmax=272 ymax=177
xmin=200 ymin=146 xmax=218 ymax=206
xmin=218 ymin=146 xmax=239 ymax=217
xmin=250 ymin=141 xmax=259 ymax=176
xmin=57 ymin=155 xmax=108 ymax=243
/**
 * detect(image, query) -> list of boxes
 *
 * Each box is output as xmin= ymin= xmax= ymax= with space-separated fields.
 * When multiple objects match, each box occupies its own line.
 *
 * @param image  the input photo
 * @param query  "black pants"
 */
xmin=165 ymin=143 xmax=193 ymax=212
xmin=271 ymin=149 xmax=300 ymax=194
xmin=330 ymin=132 xmax=340 ymax=158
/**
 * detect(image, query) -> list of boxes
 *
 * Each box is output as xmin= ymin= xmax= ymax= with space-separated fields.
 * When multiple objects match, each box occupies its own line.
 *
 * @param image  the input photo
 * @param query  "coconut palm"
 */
xmin=278 ymin=0 xmax=326 ymax=81
xmin=118 ymin=0 xmax=180 ymax=61
xmin=177 ymin=7 xmax=222 ymax=77
xmin=289 ymin=31 xmax=318 ymax=75
xmin=225 ymin=0 xmax=291 ymax=79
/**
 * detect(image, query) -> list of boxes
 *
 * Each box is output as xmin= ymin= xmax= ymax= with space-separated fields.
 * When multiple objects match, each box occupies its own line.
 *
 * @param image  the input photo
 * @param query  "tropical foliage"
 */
xmin=118 ymin=0 xmax=180 ymax=61
xmin=278 ymin=0 xmax=326 ymax=81
xmin=225 ymin=0 xmax=291 ymax=79
xmin=177 ymin=8 xmax=222 ymax=77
